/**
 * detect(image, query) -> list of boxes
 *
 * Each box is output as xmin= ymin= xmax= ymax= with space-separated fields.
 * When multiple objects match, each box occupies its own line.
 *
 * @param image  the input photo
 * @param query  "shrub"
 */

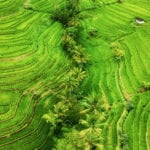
xmin=120 ymin=133 xmax=128 ymax=148
xmin=110 ymin=42 xmax=124 ymax=61
xmin=126 ymin=101 xmax=134 ymax=112
xmin=51 ymin=8 xmax=72 ymax=26
xmin=51 ymin=0 xmax=79 ymax=26
xmin=113 ymin=49 xmax=124 ymax=61
xmin=110 ymin=42 xmax=119 ymax=49
xmin=88 ymin=27 xmax=99 ymax=37
xmin=138 ymin=82 xmax=150 ymax=93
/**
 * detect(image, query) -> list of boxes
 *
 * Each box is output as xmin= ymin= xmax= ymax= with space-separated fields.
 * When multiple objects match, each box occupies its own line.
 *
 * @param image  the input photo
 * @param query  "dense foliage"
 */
xmin=0 ymin=0 xmax=150 ymax=150
xmin=42 ymin=1 xmax=102 ymax=149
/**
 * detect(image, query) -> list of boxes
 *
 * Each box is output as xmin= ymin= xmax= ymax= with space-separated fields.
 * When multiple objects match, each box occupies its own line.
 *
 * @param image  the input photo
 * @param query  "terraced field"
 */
xmin=0 ymin=0 xmax=150 ymax=150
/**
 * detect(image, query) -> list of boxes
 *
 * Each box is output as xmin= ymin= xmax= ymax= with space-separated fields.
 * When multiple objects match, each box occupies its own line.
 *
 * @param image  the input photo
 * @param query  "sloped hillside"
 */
xmin=0 ymin=0 xmax=150 ymax=150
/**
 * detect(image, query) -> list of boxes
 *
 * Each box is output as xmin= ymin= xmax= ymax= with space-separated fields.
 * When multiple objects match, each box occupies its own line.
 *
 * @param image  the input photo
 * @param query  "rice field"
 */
xmin=0 ymin=0 xmax=150 ymax=149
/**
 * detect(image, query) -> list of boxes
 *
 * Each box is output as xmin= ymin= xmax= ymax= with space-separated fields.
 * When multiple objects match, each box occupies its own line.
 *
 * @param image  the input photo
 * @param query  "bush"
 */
xmin=110 ymin=42 xmax=119 ymax=49
xmin=110 ymin=42 xmax=124 ymax=61
xmin=51 ymin=0 xmax=79 ymax=26
xmin=51 ymin=8 xmax=72 ymax=26
xmin=126 ymin=101 xmax=134 ymax=112
xmin=113 ymin=49 xmax=124 ymax=61
xmin=138 ymin=82 xmax=150 ymax=93
xmin=120 ymin=133 xmax=128 ymax=148
xmin=88 ymin=27 xmax=98 ymax=37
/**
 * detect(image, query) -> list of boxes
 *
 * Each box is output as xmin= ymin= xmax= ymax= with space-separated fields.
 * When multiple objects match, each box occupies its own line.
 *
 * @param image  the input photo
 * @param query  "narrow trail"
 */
xmin=115 ymin=62 xmax=131 ymax=149
xmin=117 ymin=62 xmax=132 ymax=101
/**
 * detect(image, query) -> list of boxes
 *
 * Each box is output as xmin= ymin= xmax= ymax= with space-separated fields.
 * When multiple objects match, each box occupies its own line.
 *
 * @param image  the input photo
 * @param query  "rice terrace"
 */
xmin=0 ymin=0 xmax=150 ymax=149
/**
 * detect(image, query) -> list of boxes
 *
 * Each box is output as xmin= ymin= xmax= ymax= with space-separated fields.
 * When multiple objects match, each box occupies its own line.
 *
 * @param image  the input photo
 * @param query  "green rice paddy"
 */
xmin=0 ymin=0 xmax=150 ymax=149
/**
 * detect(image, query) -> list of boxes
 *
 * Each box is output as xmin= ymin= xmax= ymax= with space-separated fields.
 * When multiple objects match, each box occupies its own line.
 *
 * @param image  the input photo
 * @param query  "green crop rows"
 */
xmin=0 ymin=0 xmax=150 ymax=150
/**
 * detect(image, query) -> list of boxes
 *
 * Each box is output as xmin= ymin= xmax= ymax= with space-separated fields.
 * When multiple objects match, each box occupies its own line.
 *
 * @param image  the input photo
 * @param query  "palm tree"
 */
xmin=80 ymin=93 xmax=102 ymax=112
xmin=67 ymin=0 xmax=79 ymax=13
xmin=71 ymin=46 xmax=89 ymax=65
xmin=69 ymin=67 xmax=86 ymax=82
xmin=78 ymin=111 xmax=103 ymax=149
xmin=62 ymin=34 xmax=76 ymax=52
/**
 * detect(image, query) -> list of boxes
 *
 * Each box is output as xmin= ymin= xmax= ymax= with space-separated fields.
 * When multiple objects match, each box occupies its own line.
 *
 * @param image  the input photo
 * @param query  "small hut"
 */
xmin=136 ymin=17 xmax=144 ymax=24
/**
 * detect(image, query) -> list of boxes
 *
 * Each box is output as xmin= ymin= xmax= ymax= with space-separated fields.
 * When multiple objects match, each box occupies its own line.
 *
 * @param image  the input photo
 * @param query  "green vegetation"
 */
xmin=0 ymin=0 xmax=150 ymax=150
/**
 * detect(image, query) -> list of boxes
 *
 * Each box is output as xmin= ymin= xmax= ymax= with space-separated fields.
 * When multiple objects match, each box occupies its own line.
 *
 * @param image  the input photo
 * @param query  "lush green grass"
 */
xmin=0 ymin=0 xmax=150 ymax=149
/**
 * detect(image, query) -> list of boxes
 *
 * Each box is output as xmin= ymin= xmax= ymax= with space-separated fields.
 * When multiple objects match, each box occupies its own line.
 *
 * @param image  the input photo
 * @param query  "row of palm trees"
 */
xmin=43 ymin=1 xmax=108 ymax=149
xmin=62 ymin=33 xmax=89 ymax=66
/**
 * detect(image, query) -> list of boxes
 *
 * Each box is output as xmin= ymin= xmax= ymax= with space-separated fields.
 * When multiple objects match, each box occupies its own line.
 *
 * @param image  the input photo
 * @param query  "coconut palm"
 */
xmin=80 ymin=93 xmax=102 ymax=112
xmin=72 ymin=48 xmax=89 ymax=65
xmin=69 ymin=67 xmax=86 ymax=82
xmin=60 ymin=67 xmax=86 ymax=95
xmin=78 ymin=111 xmax=103 ymax=149
xmin=42 ymin=101 xmax=68 ymax=125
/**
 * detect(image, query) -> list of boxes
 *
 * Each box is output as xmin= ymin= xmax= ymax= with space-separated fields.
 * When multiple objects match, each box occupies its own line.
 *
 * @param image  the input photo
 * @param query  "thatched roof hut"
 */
xmin=136 ymin=17 xmax=144 ymax=24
